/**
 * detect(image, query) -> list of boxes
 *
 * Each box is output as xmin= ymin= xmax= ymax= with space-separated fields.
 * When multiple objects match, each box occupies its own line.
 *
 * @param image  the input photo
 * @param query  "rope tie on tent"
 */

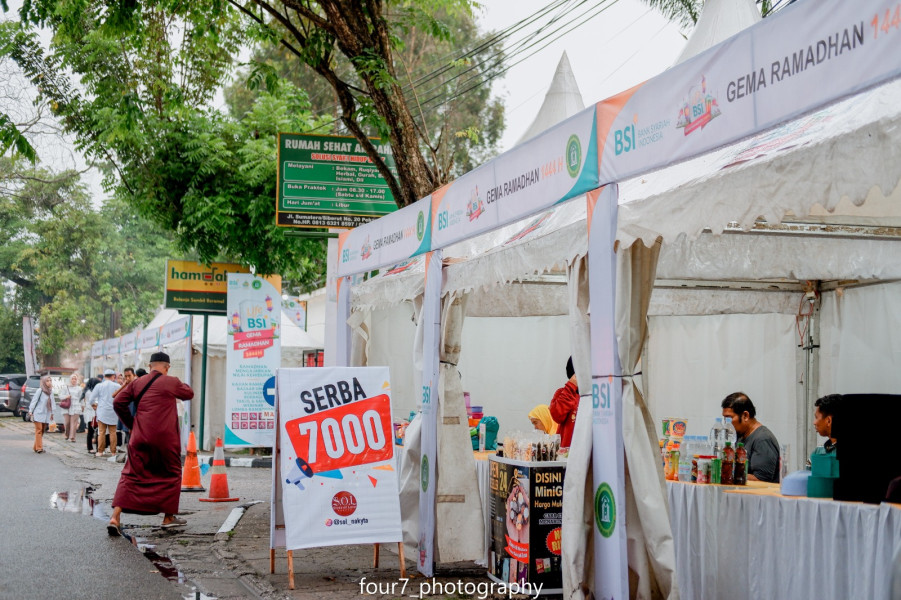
xmin=594 ymin=371 xmax=642 ymax=379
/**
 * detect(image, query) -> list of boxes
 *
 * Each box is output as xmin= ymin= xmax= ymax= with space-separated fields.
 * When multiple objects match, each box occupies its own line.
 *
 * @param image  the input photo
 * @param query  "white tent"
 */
xmin=139 ymin=307 xmax=323 ymax=448
xmin=516 ymin=51 xmax=585 ymax=145
xmin=336 ymin=0 xmax=901 ymax=597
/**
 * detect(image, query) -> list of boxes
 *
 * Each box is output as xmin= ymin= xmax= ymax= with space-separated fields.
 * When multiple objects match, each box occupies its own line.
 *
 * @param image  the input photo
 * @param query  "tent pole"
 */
xmin=200 ymin=314 xmax=209 ymax=451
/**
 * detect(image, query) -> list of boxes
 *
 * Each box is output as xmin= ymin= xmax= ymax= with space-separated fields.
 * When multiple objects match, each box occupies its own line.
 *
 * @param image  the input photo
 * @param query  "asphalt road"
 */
xmin=0 ymin=413 xmax=185 ymax=600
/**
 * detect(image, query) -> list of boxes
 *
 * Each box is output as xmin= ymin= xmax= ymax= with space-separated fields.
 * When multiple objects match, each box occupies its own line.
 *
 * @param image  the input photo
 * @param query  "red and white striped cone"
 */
xmin=199 ymin=437 xmax=239 ymax=502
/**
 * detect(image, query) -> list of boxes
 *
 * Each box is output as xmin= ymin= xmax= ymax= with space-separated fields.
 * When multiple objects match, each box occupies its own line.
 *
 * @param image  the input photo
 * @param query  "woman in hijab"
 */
xmin=27 ymin=375 xmax=56 ymax=453
xmin=528 ymin=404 xmax=558 ymax=435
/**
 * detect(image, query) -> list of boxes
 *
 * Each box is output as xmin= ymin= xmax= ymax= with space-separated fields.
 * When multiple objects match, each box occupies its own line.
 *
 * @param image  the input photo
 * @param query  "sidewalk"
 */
xmin=3 ymin=417 xmax=497 ymax=599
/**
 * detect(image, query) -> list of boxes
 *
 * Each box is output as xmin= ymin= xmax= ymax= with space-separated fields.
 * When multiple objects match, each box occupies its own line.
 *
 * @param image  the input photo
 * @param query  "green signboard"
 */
xmin=277 ymin=133 xmax=398 ymax=229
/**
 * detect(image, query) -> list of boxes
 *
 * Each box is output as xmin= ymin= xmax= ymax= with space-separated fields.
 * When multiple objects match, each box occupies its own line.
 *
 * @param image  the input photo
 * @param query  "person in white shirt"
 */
xmin=91 ymin=369 xmax=120 ymax=457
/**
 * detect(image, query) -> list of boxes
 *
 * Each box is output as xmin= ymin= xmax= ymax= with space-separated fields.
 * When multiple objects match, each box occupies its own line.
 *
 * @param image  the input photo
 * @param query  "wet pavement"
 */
xmin=1 ymin=414 xmax=499 ymax=600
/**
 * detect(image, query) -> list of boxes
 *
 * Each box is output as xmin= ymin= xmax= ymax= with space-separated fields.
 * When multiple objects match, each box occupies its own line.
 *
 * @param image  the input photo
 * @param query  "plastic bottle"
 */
xmin=722 ymin=417 xmax=736 ymax=446
xmin=708 ymin=418 xmax=723 ymax=455
xmin=734 ymin=442 xmax=747 ymax=485
xmin=478 ymin=422 xmax=486 ymax=452
xmin=720 ymin=441 xmax=735 ymax=485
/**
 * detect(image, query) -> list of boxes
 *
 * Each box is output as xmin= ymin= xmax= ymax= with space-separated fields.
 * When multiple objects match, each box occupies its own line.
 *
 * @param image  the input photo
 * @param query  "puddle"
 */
xmin=50 ymin=486 xmax=217 ymax=599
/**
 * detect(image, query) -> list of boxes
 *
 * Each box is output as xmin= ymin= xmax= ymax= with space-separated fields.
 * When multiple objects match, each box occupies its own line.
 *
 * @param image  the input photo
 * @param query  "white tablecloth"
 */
xmin=667 ymin=481 xmax=901 ymax=600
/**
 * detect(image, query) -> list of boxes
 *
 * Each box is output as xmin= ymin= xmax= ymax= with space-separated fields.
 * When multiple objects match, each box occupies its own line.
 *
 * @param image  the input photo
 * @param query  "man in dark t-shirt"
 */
xmin=721 ymin=392 xmax=781 ymax=483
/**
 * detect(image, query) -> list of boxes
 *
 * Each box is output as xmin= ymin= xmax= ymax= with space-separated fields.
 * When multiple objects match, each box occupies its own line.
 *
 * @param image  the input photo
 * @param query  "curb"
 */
xmin=195 ymin=455 xmax=271 ymax=468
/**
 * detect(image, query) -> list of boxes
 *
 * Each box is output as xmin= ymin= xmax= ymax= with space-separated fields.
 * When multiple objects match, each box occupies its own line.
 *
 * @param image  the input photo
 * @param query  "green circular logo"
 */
xmin=252 ymin=280 xmax=262 ymax=290
xmin=420 ymin=455 xmax=430 ymax=492
xmin=565 ymin=135 xmax=582 ymax=178
xmin=416 ymin=211 xmax=425 ymax=241
xmin=594 ymin=482 xmax=616 ymax=538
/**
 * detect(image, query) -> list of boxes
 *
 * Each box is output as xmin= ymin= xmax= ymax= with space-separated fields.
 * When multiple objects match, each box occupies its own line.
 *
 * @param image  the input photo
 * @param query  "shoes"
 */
xmin=107 ymin=522 xmax=121 ymax=536
xmin=34 ymin=449 xmax=45 ymax=453
xmin=161 ymin=516 xmax=187 ymax=529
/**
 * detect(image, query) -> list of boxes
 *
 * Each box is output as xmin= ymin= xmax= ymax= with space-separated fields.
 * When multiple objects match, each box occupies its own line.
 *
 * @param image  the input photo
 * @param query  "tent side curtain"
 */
xmin=615 ymin=79 xmax=901 ymax=248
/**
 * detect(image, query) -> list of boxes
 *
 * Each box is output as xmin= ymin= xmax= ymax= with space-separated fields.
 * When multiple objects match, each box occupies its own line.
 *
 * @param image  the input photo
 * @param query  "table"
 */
xmin=667 ymin=481 xmax=901 ymax=600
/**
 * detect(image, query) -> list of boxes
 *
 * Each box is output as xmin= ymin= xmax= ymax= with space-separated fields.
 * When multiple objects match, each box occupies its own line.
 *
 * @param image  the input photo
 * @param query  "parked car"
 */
xmin=0 ymin=374 xmax=28 ymax=415
xmin=18 ymin=375 xmax=70 ymax=434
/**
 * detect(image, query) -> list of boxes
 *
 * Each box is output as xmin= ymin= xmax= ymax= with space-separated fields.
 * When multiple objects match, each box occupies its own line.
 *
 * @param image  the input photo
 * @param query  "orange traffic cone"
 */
xmin=199 ymin=437 xmax=239 ymax=502
xmin=182 ymin=431 xmax=205 ymax=492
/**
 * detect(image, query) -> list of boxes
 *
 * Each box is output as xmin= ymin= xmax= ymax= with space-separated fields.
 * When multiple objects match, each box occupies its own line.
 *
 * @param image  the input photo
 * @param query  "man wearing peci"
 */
xmin=106 ymin=352 xmax=194 ymax=534
xmin=721 ymin=392 xmax=781 ymax=483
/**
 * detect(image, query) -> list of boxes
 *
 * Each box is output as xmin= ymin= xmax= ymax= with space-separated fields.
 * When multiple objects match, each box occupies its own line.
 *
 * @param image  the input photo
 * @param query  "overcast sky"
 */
xmin=3 ymin=0 xmax=692 ymax=199
xmin=476 ymin=0 xmax=689 ymax=151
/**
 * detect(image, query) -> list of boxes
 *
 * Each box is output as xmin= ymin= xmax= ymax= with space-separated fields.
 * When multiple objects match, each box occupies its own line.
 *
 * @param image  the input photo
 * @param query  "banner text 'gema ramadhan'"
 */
xmin=431 ymin=106 xmax=598 ymax=249
xmin=277 ymin=367 xmax=403 ymax=550
xmin=337 ymin=196 xmax=432 ymax=277
xmin=597 ymin=0 xmax=901 ymax=186
xmin=277 ymin=133 xmax=398 ymax=229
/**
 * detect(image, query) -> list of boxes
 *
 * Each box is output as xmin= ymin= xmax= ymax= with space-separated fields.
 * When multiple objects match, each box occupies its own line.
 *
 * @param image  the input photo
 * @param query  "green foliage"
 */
xmin=0 ymin=156 xmax=174 ymax=359
xmin=1 ymin=2 xmax=329 ymax=286
xmin=0 ymin=303 xmax=25 ymax=372
xmin=0 ymin=113 xmax=37 ymax=162
xmin=226 ymin=1 xmax=504 ymax=181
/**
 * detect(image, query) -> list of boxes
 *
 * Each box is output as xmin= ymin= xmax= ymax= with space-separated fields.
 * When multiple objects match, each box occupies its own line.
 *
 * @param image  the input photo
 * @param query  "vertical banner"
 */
xmin=22 ymin=316 xmax=38 ymax=377
xmin=334 ymin=276 xmax=351 ymax=367
xmin=283 ymin=297 xmax=308 ymax=330
xmin=225 ymin=273 xmax=283 ymax=448
xmin=277 ymin=367 xmax=403 ymax=550
xmin=587 ymin=184 xmax=627 ymax=600
xmin=418 ymin=251 xmax=442 ymax=576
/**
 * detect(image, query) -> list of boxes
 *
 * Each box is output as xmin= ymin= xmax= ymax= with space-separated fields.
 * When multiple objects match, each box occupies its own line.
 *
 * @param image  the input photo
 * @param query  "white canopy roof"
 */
xmin=675 ymin=0 xmax=761 ymax=65
xmin=515 ymin=51 xmax=585 ymax=145
xmin=352 ymin=77 xmax=901 ymax=315
xmin=143 ymin=307 xmax=323 ymax=358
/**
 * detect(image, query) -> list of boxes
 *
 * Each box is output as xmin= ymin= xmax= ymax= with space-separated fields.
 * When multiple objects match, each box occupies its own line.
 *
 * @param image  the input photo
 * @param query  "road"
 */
xmin=0 ymin=413 xmax=188 ymax=600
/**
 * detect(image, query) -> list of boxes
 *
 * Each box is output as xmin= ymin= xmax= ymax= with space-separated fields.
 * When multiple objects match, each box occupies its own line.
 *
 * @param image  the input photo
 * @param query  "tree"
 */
xmin=1 ymin=13 xmax=329 ymax=284
xmin=0 ymin=155 xmax=175 ymax=362
xmin=0 ymin=302 xmax=26 ymax=372
xmin=226 ymin=3 xmax=505 ymax=180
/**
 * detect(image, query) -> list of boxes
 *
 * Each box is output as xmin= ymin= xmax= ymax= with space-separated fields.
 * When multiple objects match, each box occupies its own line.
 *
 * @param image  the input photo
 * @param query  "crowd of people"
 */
xmin=26 ymin=353 xmax=194 ymax=534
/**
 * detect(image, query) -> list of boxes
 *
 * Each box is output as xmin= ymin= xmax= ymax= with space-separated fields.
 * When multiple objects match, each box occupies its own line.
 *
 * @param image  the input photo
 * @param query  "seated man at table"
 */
xmin=721 ymin=392 xmax=781 ymax=483
xmin=813 ymin=394 xmax=841 ymax=453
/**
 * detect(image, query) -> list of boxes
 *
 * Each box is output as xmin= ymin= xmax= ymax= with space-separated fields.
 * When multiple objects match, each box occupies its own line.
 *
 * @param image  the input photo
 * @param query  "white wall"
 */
xmin=819 ymin=281 xmax=901 ymax=394
xmin=458 ymin=315 xmax=572 ymax=440
xmin=365 ymin=303 xmax=419 ymax=422
xmin=646 ymin=313 xmax=802 ymax=470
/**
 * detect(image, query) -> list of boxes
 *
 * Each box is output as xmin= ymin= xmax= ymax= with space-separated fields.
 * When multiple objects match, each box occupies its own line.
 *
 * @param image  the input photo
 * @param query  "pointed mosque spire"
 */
xmin=675 ymin=0 xmax=761 ymax=65
xmin=516 ymin=51 xmax=586 ymax=145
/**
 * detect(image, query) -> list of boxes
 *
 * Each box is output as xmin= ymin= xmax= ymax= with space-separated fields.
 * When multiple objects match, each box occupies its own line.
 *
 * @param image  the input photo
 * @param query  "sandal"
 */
xmin=107 ymin=522 xmax=121 ymax=536
xmin=161 ymin=516 xmax=187 ymax=529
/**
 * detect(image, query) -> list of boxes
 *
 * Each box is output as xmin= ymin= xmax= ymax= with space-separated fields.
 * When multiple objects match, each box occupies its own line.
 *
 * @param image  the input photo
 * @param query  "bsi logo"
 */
xmin=614 ymin=124 xmax=635 ymax=155
xmin=592 ymin=381 xmax=611 ymax=409
xmin=341 ymin=248 xmax=350 ymax=263
xmin=437 ymin=211 xmax=449 ymax=230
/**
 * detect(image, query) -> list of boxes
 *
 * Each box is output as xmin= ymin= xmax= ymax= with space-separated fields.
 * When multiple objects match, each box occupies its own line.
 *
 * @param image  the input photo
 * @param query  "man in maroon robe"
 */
xmin=107 ymin=351 xmax=194 ymax=535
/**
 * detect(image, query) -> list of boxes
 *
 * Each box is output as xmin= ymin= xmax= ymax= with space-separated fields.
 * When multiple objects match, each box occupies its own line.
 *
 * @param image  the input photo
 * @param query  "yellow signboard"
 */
xmin=165 ymin=260 xmax=256 ymax=313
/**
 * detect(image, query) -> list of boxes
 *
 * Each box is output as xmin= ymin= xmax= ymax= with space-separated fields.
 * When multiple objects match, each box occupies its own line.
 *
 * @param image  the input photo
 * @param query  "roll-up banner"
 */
xmin=276 ymin=366 xmax=403 ymax=550
xmin=225 ymin=273 xmax=282 ymax=448
xmin=22 ymin=317 xmax=38 ymax=377
xmin=596 ymin=0 xmax=901 ymax=189
xmin=418 ymin=251 xmax=442 ymax=576
xmin=586 ymin=185 xmax=627 ymax=600
xmin=336 ymin=196 xmax=432 ymax=277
